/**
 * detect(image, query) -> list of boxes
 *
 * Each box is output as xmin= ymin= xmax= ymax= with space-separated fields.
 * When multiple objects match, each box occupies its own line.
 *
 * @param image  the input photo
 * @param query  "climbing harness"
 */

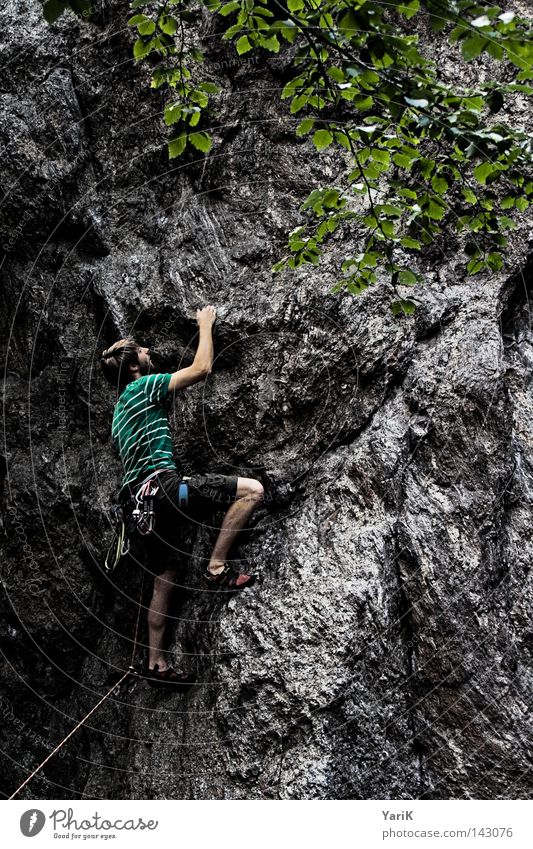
xmin=104 ymin=471 xmax=189 ymax=573
xmin=8 ymin=566 xmax=147 ymax=800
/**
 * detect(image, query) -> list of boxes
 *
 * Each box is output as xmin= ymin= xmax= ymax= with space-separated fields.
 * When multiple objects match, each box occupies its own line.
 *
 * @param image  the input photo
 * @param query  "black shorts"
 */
xmin=159 ymin=470 xmax=238 ymax=513
xmin=133 ymin=470 xmax=238 ymax=575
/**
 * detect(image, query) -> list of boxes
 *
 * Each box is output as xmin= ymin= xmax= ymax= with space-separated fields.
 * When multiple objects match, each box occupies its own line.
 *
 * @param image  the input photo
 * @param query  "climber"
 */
xmin=100 ymin=305 xmax=264 ymax=688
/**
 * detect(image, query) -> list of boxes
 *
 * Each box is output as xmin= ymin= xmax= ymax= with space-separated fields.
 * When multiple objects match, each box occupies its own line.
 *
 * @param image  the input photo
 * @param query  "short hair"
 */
xmin=100 ymin=338 xmax=139 ymax=390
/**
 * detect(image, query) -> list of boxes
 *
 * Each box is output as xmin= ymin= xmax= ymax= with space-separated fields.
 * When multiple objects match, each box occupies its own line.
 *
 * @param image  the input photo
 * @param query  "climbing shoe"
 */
xmin=203 ymin=563 xmax=257 ymax=591
xmin=144 ymin=664 xmax=196 ymax=690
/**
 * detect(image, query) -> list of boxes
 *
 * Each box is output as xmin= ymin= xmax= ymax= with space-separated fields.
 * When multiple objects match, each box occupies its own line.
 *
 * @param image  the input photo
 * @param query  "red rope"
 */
xmin=8 ymin=671 xmax=131 ymax=800
xmin=9 ymin=569 xmax=146 ymax=801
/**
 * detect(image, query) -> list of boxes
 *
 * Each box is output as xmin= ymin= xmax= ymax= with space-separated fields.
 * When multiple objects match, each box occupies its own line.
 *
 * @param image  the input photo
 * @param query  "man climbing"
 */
xmin=101 ymin=305 xmax=264 ymax=688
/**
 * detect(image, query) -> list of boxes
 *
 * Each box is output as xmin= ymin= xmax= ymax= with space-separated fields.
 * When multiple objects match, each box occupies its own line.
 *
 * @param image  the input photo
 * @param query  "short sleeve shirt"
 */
xmin=111 ymin=373 xmax=176 ymax=489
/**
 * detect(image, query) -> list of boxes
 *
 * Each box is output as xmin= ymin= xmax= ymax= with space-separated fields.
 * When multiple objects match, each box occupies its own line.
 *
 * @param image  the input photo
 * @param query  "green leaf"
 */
xmin=290 ymin=94 xmax=308 ymax=114
xmin=339 ymin=9 xmax=359 ymax=36
xmin=486 ymin=41 xmax=503 ymax=61
xmin=391 ymin=299 xmax=416 ymax=315
xmin=467 ymin=258 xmax=485 ymax=274
xmin=198 ymin=81 xmax=220 ymax=94
xmin=164 ymin=102 xmax=182 ymax=126
xmin=397 ymin=0 xmax=420 ymax=19
xmin=487 ymin=252 xmax=503 ymax=270
xmin=462 ymin=35 xmax=486 ymax=61
xmin=379 ymin=220 xmax=395 ymax=237
xmin=473 ymin=162 xmax=494 ymax=184
xmin=188 ymin=131 xmax=213 ymax=153
xmin=128 ymin=14 xmax=149 ymax=26
xmin=393 ymin=152 xmax=417 ymax=169
xmin=499 ymin=216 xmax=517 ymax=230
xmin=260 ymin=35 xmax=280 ymax=53
xmin=281 ymin=79 xmax=297 ymax=100
xmin=296 ymin=117 xmax=315 ymax=137
xmin=373 ymin=149 xmax=390 ymax=167
xmin=354 ymin=95 xmax=374 ymax=111
xmin=219 ymin=0 xmax=240 ymax=15
xmin=191 ymin=89 xmax=209 ymax=107
xmin=313 ymin=129 xmax=333 ymax=151
xmin=150 ymin=70 xmax=167 ymax=89
xmin=236 ymin=35 xmax=252 ymax=54
xmin=462 ymin=187 xmax=477 ymax=204
xmin=280 ymin=22 xmax=298 ymax=43
xmin=378 ymin=203 xmax=402 ymax=217
xmin=287 ymin=0 xmax=304 ymax=10
xmin=427 ymin=198 xmax=446 ymax=220
xmin=431 ymin=175 xmax=449 ymax=194
xmin=323 ymin=189 xmax=342 ymax=208
xmin=168 ymin=133 xmax=187 ymax=159
xmin=133 ymin=38 xmax=152 ymax=60
xmin=399 ymin=270 xmax=418 ymax=285
xmin=398 ymin=188 xmax=417 ymax=200
xmin=138 ymin=19 xmax=156 ymax=36
xmin=328 ymin=66 xmax=345 ymax=83
xmin=400 ymin=237 xmax=422 ymax=249
xmin=159 ymin=15 xmax=178 ymax=35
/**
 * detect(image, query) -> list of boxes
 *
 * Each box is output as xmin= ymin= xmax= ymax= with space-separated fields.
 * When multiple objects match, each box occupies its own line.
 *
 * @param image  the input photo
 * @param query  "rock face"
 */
xmin=1 ymin=0 xmax=532 ymax=800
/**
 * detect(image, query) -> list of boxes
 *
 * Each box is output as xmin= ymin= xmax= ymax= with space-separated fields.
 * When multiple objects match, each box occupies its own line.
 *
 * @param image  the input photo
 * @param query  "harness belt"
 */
xmin=119 ymin=466 xmax=172 ymax=504
xmin=105 ymin=471 xmax=190 ymax=573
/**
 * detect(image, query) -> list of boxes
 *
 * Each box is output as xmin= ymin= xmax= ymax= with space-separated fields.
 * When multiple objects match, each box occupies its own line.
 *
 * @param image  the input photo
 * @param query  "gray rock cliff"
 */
xmin=0 ymin=0 xmax=532 ymax=799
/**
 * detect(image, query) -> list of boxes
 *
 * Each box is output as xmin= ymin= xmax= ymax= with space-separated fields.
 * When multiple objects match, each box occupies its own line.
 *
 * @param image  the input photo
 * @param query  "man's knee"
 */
xmin=236 ymin=477 xmax=264 ymax=504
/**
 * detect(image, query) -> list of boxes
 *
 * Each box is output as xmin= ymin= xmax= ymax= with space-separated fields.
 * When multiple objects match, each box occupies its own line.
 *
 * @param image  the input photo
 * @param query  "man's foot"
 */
xmin=204 ymin=563 xmax=257 ymax=590
xmin=143 ymin=664 xmax=196 ymax=689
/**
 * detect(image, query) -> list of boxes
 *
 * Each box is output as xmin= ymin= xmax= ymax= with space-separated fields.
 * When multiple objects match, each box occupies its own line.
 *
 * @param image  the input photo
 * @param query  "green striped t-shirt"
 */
xmin=112 ymin=373 xmax=176 ymax=490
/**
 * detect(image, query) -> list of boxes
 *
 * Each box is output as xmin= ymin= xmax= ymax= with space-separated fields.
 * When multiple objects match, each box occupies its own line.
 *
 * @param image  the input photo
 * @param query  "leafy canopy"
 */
xmin=41 ymin=0 xmax=533 ymax=313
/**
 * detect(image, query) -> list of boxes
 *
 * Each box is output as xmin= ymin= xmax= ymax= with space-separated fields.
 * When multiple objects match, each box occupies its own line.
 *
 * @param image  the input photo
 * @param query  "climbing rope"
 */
xmin=8 ymin=568 xmax=146 ymax=801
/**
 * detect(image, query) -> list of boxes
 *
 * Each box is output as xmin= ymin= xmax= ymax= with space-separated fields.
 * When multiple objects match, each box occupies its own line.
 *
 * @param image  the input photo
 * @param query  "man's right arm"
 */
xmin=168 ymin=305 xmax=216 ymax=393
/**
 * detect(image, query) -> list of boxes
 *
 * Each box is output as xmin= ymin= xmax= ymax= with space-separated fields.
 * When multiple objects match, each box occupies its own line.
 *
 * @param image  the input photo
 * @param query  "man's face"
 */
xmin=135 ymin=344 xmax=154 ymax=375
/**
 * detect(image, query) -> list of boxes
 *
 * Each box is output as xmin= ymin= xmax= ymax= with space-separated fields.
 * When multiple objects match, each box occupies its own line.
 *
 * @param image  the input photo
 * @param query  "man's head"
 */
xmin=100 ymin=338 xmax=155 ymax=390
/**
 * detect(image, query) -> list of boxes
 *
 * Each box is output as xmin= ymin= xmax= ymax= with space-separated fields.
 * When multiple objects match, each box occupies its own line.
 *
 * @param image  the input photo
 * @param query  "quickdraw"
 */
xmin=104 ymin=503 xmax=132 ymax=573
xmin=132 ymin=478 xmax=160 ymax=535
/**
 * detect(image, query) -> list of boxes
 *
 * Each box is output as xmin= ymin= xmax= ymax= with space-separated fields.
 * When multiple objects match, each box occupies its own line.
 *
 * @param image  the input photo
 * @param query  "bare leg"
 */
xmin=147 ymin=567 xmax=177 ymax=670
xmin=208 ymin=478 xmax=264 ymax=575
